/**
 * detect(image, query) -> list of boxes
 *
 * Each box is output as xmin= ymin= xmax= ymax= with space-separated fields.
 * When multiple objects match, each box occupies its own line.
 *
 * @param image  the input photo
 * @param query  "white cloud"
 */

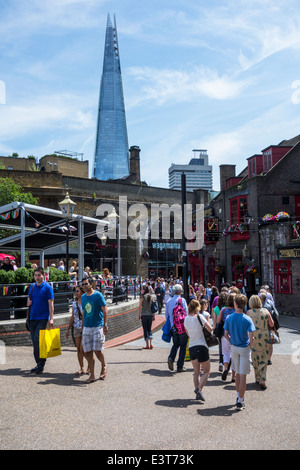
xmin=0 ymin=93 xmax=94 ymax=141
xmin=126 ymin=66 xmax=253 ymax=107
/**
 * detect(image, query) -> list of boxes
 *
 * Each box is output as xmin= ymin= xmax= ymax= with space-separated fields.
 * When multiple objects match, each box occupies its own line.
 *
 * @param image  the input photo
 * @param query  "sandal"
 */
xmin=75 ymin=370 xmax=85 ymax=375
xmin=142 ymin=346 xmax=150 ymax=349
xmin=100 ymin=365 xmax=107 ymax=380
xmin=85 ymin=377 xmax=97 ymax=384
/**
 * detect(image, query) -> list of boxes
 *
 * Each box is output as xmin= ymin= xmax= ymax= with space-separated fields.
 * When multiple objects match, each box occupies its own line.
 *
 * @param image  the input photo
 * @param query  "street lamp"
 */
xmin=59 ymin=192 xmax=76 ymax=273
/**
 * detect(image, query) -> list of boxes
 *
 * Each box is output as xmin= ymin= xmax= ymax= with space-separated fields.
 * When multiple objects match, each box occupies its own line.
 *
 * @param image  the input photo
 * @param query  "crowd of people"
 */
xmin=138 ymin=276 xmax=280 ymax=411
xmin=24 ymin=264 xmax=280 ymax=410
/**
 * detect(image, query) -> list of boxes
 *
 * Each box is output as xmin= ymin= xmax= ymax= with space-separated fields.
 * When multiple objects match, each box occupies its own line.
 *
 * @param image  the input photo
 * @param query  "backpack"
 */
xmin=172 ymin=298 xmax=186 ymax=334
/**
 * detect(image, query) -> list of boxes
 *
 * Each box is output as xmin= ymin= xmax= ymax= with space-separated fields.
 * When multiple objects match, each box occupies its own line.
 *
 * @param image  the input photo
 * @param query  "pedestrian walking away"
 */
xmin=81 ymin=277 xmax=108 ymax=384
xmin=139 ymin=285 xmax=156 ymax=349
xmin=247 ymin=295 xmax=274 ymax=389
xmin=224 ymin=294 xmax=255 ymax=410
xmin=165 ymin=284 xmax=188 ymax=372
xmin=217 ymin=293 xmax=236 ymax=382
xmin=26 ymin=266 xmax=54 ymax=374
xmin=184 ymin=299 xmax=212 ymax=402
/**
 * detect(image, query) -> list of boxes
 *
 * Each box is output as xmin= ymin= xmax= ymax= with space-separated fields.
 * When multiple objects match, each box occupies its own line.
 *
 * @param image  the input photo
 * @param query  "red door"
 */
xmin=295 ymin=195 xmax=300 ymax=218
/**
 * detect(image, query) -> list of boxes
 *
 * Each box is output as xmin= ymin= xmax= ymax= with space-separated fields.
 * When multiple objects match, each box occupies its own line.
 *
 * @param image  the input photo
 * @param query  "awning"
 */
xmin=0 ymin=201 xmax=108 ymax=280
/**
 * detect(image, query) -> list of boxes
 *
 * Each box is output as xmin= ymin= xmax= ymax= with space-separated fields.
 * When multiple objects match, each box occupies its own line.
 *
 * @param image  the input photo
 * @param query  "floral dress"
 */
xmin=248 ymin=308 xmax=270 ymax=383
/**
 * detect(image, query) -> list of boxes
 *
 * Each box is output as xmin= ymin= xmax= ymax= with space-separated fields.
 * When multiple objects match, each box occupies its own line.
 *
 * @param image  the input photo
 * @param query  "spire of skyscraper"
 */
xmin=93 ymin=14 xmax=129 ymax=180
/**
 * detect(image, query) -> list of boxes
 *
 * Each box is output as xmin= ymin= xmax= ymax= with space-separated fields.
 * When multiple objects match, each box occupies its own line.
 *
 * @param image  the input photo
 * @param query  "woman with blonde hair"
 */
xmin=247 ymin=295 xmax=274 ymax=389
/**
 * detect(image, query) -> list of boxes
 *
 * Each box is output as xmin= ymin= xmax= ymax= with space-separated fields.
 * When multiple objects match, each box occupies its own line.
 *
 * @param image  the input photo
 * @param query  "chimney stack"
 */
xmin=129 ymin=146 xmax=141 ymax=184
xmin=219 ymin=164 xmax=236 ymax=191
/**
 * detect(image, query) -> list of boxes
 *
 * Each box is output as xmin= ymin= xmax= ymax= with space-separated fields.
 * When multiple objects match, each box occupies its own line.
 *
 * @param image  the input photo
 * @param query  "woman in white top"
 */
xmin=184 ymin=299 xmax=213 ymax=401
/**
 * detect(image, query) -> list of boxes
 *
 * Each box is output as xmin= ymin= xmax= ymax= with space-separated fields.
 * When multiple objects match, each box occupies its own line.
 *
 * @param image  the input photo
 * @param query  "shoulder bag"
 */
xmin=197 ymin=314 xmax=219 ymax=348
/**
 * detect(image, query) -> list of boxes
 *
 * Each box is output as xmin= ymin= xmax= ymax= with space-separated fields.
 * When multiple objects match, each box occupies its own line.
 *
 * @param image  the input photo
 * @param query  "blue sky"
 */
xmin=1 ymin=0 xmax=300 ymax=191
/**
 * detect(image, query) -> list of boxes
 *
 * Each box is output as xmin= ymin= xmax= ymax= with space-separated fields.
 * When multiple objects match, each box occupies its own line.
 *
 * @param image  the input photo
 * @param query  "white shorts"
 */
xmin=231 ymin=345 xmax=251 ymax=375
xmin=82 ymin=327 xmax=105 ymax=353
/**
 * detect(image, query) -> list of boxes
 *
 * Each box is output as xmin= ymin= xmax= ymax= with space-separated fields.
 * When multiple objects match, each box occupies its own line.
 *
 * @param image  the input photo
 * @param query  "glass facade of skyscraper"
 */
xmin=93 ymin=14 xmax=129 ymax=180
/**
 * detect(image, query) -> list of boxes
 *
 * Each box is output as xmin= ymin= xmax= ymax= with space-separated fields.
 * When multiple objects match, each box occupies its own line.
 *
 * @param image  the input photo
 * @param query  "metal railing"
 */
xmin=0 ymin=277 xmax=142 ymax=321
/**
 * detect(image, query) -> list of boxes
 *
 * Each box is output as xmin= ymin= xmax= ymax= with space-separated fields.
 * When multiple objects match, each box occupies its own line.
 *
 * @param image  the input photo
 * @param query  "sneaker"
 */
xmin=167 ymin=358 xmax=174 ymax=371
xmin=235 ymin=400 xmax=245 ymax=411
xmin=218 ymin=363 xmax=223 ymax=372
xmin=195 ymin=388 xmax=205 ymax=401
xmin=221 ymin=369 xmax=228 ymax=381
xmin=25 ymin=366 xmax=39 ymax=374
xmin=177 ymin=367 xmax=186 ymax=372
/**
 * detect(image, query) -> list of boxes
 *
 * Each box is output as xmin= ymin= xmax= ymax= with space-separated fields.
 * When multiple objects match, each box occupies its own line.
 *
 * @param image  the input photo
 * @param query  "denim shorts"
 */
xmin=189 ymin=345 xmax=209 ymax=363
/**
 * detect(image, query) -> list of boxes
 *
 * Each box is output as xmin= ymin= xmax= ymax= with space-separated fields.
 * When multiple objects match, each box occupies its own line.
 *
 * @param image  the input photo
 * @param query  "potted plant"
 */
xmin=0 ymin=269 xmax=15 ymax=320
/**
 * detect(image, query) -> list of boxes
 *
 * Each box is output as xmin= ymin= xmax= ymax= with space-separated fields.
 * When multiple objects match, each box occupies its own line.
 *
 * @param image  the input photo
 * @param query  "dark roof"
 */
xmin=278 ymin=134 xmax=300 ymax=146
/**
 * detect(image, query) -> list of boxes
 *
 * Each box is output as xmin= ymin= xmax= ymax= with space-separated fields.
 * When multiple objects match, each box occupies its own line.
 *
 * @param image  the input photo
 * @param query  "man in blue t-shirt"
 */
xmin=81 ymin=277 xmax=108 ymax=384
xmin=224 ymin=294 xmax=255 ymax=411
xmin=27 ymin=267 xmax=54 ymax=374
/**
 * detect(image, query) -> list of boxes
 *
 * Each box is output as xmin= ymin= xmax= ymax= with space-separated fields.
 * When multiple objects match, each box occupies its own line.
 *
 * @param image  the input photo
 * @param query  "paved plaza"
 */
xmin=1 ymin=315 xmax=300 ymax=451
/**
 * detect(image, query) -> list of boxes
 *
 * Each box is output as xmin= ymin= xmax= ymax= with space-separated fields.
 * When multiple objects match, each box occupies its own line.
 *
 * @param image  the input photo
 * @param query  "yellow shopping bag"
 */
xmin=39 ymin=328 xmax=61 ymax=358
xmin=185 ymin=339 xmax=190 ymax=361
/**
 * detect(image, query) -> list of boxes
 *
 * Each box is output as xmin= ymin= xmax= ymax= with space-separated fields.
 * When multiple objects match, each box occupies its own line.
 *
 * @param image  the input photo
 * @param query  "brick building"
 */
xmin=0 ymin=148 xmax=208 ymax=279
xmin=203 ymin=134 xmax=300 ymax=314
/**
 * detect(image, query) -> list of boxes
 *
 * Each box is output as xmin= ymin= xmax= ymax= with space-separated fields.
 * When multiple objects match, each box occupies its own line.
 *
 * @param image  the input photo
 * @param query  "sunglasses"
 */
xmin=82 ymin=283 xmax=89 ymax=286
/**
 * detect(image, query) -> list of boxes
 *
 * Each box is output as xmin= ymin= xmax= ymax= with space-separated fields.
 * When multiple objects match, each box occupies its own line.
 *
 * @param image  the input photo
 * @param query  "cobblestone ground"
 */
xmin=0 ymin=317 xmax=299 ymax=451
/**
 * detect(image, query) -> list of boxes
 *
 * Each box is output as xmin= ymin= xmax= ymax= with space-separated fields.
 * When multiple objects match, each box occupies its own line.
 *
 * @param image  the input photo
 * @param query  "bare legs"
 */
xmin=85 ymin=350 xmax=106 ymax=383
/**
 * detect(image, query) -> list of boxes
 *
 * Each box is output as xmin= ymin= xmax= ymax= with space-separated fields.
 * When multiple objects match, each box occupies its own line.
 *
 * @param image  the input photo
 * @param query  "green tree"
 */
xmin=0 ymin=177 xmax=38 ymax=240
xmin=0 ymin=177 xmax=38 ymax=206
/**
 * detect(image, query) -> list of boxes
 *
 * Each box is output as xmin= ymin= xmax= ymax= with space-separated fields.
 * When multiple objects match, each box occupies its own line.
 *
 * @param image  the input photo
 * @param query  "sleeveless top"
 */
xmin=73 ymin=300 xmax=83 ymax=329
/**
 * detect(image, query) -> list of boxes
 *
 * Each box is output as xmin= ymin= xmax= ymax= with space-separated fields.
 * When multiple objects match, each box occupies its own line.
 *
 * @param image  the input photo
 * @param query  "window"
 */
xmin=274 ymin=260 xmax=292 ymax=294
xmin=230 ymin=196 xmax=248 ymax=225
xmin=229 ymin=196 xmax=249 ymax=240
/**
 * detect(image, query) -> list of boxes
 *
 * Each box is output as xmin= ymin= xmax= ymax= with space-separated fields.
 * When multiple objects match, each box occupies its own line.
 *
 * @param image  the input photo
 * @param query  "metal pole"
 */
xmin=117 ymin=222 xmax=121 ymax=278
xmin=20 ymin=204 xmax=25 ymax=267
xmin=181 ymin=173 xmax=189 ymax=302
xmin=66 ymin=219 xmax=69 ymax=274
xmin=78 ymin=216 xmax=84 ymax=281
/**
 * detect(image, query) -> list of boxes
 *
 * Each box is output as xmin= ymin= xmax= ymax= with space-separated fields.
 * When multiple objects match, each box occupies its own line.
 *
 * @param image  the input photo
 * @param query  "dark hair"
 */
xmin=217 ymin=291 xmax=228 ymax=309
xmin=85 ymin=277 xmax=94 ymax=285
xmin=34 ymin=266 xmax=44 ymax=275
xmin=141 ymin=285 xmax=151 ymax=302
xmin=226 ymin=293 xmax=236 ymax=308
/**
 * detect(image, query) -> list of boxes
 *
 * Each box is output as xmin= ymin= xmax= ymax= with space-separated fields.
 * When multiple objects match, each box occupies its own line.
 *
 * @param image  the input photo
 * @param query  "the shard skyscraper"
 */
xmin=93 ymin=14 xmax=129 ymax=180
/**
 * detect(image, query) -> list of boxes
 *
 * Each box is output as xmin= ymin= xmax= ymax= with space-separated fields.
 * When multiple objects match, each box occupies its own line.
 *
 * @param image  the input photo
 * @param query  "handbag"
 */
xmin=39 ymin=328 xmax=62 ymax=358
xmin=197 ymin=314 xmax=219 ymax=348
xmin=26 ymin=283 xmax=34 ymax=332
xmin=161 ymin=317 xmax=172 ymax=343
xmin=214 ymin=320 xmax=224 ymax=340
xmin=151 ymin=298 xmax=158 ymax=314
xmin=269 ymin=329 xmax=280 ymax=344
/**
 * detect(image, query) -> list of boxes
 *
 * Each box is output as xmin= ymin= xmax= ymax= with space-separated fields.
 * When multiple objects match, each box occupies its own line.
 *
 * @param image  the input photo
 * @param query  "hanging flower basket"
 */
xmin=232 ymin=262 xmax=245 ymax=275
xmin=215 ymin=265 xmax=224 ymax=273
xmin=246 ymin=265 xmax=259 ymax=275
xmin=261 ymin=211 xmax=290 ymax=224
xmin=276 ymin=211 xmax=290 ymax=221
